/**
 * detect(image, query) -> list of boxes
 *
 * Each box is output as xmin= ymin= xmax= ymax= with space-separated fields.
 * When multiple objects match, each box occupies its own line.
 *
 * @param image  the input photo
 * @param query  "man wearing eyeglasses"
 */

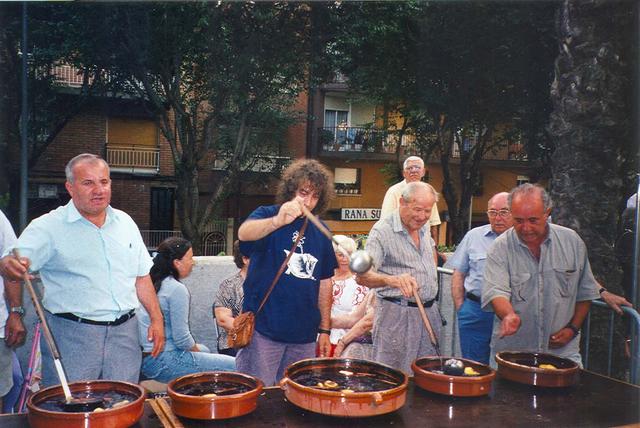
xmin=445 ymin=192 xmax=511 ymax=364
xmin=381 ymin=157 xmax=441 ymax=245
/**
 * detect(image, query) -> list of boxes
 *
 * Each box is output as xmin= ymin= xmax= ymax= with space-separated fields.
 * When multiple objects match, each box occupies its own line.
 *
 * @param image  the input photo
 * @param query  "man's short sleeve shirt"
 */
xmin=9 ymin=201 xmax=152 ymax=321
xmin=240 ymin=205 xmax=338 ymax=343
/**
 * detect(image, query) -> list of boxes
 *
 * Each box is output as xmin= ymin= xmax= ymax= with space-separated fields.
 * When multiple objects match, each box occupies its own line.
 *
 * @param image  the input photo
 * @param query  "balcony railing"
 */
xmin=106 ymin=145 xmax=160 ymax=174
xmin=318 ymin=126 xmax=417 ymax=155
xmin=317 ymin=127 xmax=528 ymax=161
xmin=52 ymin=65 xmax=92 ymax=87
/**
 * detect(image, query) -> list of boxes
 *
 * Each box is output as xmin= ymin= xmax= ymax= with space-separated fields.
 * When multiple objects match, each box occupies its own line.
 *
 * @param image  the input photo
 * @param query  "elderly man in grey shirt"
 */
xmin=358 ymin=181 xmax=440 ymax=373
xmin=482 ymin=184 xmax=600 ymax=366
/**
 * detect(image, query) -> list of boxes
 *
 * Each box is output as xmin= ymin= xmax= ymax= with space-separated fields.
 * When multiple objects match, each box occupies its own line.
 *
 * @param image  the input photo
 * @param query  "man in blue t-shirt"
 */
xmin=237 ymin=159 xmax=338 ymax=386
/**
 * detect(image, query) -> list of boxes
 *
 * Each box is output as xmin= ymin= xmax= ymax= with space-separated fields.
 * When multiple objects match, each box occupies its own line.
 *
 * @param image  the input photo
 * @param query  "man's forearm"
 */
xmin=4 ymin=279 xmax=22 ymax=308
xmin=318 ymin=278 xmax=332 ymax=330
xmin=570 ymin=300 xmax=591 ymax=328
xmin=238 ymin=217 xmax=279 ymax=242
xmin=451 ymin=271 xmax=465 ymax=309
xmin=356 ymin=270 xmax=393 ymax=288
xmin=491 ymin=296 xmax=515 ymax=320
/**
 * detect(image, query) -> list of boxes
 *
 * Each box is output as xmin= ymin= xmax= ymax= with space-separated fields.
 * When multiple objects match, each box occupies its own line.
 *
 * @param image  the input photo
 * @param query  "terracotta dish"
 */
xmin=167 ymin=371 xmax=263 ymax=420
xmin=412 ymin=356 xmax=496 ymax=397
xmin=280 ymin=358 xmax=408 ymax=417
xmin=495 ymin=351 xmax=579 ymax=387
xmin=27 ymin=380 xmax=145 ymax=428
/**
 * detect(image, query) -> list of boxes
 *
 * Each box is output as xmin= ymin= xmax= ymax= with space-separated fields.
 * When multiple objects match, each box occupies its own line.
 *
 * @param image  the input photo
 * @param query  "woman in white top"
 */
xmin=327 ymin=235 xmax=369 ymax=357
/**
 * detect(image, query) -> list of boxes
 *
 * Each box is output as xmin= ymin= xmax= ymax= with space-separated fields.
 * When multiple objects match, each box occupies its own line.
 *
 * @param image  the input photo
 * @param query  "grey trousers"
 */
xmin=236 ymin=330 xmax=315 ymax=387
xmin=0 ymin=341 xmax=13 ymax=397
xmin=372 ymin=296 xmax=442 ymax=375
xmin=41 ymin=311 xmax=141 ymax=387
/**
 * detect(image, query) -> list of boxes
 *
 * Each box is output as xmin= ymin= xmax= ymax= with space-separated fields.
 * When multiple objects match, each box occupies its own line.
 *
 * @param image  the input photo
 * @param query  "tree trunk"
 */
xmin=548 ymin=0 xmax=634 ymax=380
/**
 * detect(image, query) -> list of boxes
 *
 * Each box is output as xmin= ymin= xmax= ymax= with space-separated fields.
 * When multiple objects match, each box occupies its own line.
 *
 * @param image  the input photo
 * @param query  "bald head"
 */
xmin=487 ymin=192 xmax=512 ymax=235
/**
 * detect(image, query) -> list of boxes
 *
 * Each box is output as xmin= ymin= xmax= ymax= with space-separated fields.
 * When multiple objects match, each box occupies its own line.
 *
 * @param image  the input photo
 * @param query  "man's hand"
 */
xmin=600 ymin=290 xmax=632 ymax=316
xmin=273 ymin=197 xmax=305 ymax=228
xmin=499 ymin=312 xmax=521 ymax=338
xmin=390 ymin=273 xmax=418 ymax=298
xmin=0 ymin=255 xmax=31 ymax=281
xmin=4 ymin=314 xmax=26 ymax=347
xmin=549 ymin=327 xmax=575 ymax=348
xmin=317 ymin=333 xmax=331 ymax=357
xmin=147 ymin=319 xmax=165 ymax=358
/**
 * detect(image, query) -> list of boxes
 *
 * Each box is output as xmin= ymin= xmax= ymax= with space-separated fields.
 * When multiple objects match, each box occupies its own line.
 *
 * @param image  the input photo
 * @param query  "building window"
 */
xmin=516 ymin=175 xmax=530 ymax=186
xmin=324 ymin=109 xmax=349 ymax=145
xmin=108 ymin=117 xmax=158 ymax=147
xmin=334 ymin=167 xmax=361 ymax=195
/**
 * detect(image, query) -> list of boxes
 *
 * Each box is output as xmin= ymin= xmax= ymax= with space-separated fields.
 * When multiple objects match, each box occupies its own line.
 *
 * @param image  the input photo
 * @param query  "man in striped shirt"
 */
xmin=357 ymin=182 xmax=441 ymax=373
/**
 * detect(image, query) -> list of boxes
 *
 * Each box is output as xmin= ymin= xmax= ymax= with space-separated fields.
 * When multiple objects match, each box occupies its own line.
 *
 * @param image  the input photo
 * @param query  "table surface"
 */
xmin=3 ymin=370 xmax=639 ymax=427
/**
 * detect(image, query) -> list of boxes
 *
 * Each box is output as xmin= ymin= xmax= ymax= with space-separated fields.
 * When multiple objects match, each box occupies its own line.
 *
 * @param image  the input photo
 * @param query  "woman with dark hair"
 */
xmin=213 ymin=241 xmax=248 ymax=356
xmin=138 ymin=237 xmax=235 ymax=383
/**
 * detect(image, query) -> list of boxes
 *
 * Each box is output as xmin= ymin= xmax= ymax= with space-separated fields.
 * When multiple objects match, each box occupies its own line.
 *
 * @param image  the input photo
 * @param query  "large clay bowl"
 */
xmin=167 ymin=371 xmax=263 ymax=420
xmin=495 ymin=351 xmax=579 ymax=387
xmin=412 ymin=356 xmax=495 ymax=397
xmin=280 ymin=358 xmax=408 ymax=418
xmin=27 ymin=380 xmax=145 ymax=428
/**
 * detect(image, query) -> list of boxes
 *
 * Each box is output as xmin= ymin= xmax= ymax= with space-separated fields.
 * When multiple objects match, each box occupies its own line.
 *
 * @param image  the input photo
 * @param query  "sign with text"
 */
xmin=340 ymin=208 xmax=381 ymax=221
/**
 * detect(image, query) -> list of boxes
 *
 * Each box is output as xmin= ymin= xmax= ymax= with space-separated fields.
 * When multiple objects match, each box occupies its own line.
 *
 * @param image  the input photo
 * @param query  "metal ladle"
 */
xmin=298 ymin=204 xmax=373 ymax=274
xmin=13 ymin=250 xmax=104 ymax=412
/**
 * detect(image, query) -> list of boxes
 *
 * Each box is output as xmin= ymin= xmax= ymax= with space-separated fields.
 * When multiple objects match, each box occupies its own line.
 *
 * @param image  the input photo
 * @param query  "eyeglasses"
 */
xmin=404 ymin=166 xmax=423 ymax=172
xmin=487 ymin=209 xmax=511 ymax=218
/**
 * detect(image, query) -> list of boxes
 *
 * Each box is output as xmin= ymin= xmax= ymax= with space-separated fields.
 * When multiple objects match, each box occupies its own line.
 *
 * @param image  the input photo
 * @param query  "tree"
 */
xmin=547 ymin=0 xmax=636 ymax=378
xmin=52 ymin=3 xmax=331 ymax=253
xmin=334 ymin=1 xmax=557 ymax=242
xmin=0 ymin=4 xmax=111 ymax=224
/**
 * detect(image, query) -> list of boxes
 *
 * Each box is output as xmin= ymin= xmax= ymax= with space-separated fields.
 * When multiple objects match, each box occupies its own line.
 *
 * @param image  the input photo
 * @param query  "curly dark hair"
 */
xmin=150 ymin=237 xmax=192 ymax=292
xmin=276 ymin=159 xmax=335 ymax=215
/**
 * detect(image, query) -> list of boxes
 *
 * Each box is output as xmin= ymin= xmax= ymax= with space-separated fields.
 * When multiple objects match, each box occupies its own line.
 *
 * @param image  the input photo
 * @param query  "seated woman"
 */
xmin=213 ymin=240 xmax=248 ymax=356
xmin=328 ymin=235 xmax=369 ymax=357
xmin=138 ymin=237 xmax=235 ymax=383
xmin=333 ymin=290 xmax=375 ymax=360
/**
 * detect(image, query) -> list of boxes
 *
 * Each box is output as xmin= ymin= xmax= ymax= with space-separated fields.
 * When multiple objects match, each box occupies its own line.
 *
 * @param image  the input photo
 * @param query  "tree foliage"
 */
xmin=0 ymin=4 xmax=112 ymax=224
xmin=334 ymin=1 xmax=557 ymax=241
xmin=31 ymin=2 xmax=334 ymax=252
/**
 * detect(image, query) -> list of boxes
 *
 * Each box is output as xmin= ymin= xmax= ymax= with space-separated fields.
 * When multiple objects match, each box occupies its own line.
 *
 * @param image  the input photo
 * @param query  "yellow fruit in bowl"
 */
xmin=463 ymin=366 xmax=480 ymax=376
xmin=538 ymin=363 xmax=557 ymax=370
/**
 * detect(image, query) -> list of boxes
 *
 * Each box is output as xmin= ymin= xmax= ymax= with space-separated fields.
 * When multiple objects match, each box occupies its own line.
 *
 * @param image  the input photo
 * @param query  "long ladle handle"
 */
xmin=298 ymin=204 xmax=349 ymax=258
xmin=12 ymin=249 xmax=73 ymax=402
xmin=413 ymin=287 xmax=441 ymax=356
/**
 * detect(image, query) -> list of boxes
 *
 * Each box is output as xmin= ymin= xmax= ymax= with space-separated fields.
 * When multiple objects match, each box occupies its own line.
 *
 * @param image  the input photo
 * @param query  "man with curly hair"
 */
xmin=236 ymin=159 xmax=338 ymax=386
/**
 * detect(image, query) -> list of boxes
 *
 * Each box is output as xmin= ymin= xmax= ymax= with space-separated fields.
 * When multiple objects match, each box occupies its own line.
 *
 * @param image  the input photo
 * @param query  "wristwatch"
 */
xmin=9 ymin=306 xmax=25 ymax=317
xmin=565 ymin=322 xmax=579 ymax=337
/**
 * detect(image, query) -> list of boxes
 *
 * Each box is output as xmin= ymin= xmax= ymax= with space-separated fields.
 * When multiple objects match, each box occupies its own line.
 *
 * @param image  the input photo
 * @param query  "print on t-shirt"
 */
xmin=284 ymin=230 xmax=318 ymax=280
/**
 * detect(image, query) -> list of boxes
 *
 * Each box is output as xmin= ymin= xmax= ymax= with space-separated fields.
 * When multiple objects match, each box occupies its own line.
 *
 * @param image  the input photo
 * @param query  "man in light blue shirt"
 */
xmin=446 ymin=192 xmax=511 ymax=364
xmin=0 ymin=153 xmax=165 ymax=386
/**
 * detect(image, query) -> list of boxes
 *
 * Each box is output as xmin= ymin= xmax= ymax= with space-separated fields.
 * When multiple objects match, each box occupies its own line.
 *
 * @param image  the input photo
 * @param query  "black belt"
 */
xmin=465 ymin=292 xmax=481 ymax=303
xmin=382 ymin=296 xmax=436 ymax=308
xmin=54 ymin=309 xmax=135 ymax=326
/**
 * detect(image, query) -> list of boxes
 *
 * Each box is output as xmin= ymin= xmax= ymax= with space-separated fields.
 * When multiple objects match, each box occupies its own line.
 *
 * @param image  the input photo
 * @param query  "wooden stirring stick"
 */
xmin=413 ymin=287 xmax=441 ymax=356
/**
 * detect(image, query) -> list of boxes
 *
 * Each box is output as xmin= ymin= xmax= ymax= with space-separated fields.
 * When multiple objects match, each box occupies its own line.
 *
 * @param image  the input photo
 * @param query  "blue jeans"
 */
xmin=141 ymin=347 xmax=236 ymax=384
xmin=457 ymin=298 xmax=495 ymax=365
